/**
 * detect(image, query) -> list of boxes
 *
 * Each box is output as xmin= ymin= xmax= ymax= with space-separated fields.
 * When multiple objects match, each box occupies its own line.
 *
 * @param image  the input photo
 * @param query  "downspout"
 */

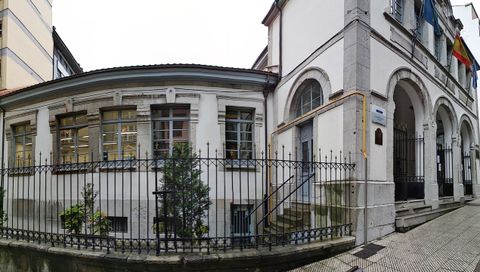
xmin=362 ymin=96 xmax=368 ymax=245
xmin=0 ymin=106 xmax=5 ymax=215
xmin=263 ymin=75 xmax=272 ymax=226
xmin=276 ymin=0 xmax=283 ymax=77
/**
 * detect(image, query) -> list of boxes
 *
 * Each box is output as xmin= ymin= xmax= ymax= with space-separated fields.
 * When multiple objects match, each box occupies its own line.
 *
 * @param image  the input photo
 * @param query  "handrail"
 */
xmin=256 ymin=173 xmax=315 ymax=230
xmin=247 ymin=175 xmax=295 ymax=220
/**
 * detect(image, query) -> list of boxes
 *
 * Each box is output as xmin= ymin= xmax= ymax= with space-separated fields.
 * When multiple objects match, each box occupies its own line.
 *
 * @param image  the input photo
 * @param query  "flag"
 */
xmin=452 ymin=35 xmax=471 ymax=69
xmin=422 ymin=0 xmax=442 ymax=36
xmin=473 ymin=61 xmax=478 ymax=89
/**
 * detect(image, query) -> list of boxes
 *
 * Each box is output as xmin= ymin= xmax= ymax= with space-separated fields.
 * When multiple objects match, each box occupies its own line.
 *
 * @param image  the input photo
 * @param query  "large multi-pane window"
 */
xmin=414 ymin=0 xmax=425 ymax=43
xmin=13 ymin=124 xmax=33 ymax=167
xmin=58 ymin=114 xmax=89 ymax=163
xmin=151 ymin=106 xmax=189 ymax=158
xmin=225 ymin=108 xmax=254 ymax=160
xmin=295 ymin=79 xmax=323 ymax=118
xmin=102 ymin=109 xmax=137 ymax=160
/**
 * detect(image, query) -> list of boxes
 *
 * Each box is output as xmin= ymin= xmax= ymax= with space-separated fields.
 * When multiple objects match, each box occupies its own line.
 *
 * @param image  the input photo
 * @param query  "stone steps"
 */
xmin=395 ymin=202 xmax=463 ymax=232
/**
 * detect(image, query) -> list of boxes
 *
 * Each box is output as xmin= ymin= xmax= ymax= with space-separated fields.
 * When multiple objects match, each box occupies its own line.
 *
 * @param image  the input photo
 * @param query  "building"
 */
xmin=0 ymin=0 xmax=478 ymax=254
xmin=0 ymin=0 xmax=81 ymax=91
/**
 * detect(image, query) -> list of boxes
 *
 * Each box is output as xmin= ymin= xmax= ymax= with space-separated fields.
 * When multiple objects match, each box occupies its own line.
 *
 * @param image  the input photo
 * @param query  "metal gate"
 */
xmin=462 ymin=152 xmax=473 ymax=196
xmin=437 ymin=144 xmax=454 ymax=197
xmin=394 ymin=129 xmax=425 ymax=201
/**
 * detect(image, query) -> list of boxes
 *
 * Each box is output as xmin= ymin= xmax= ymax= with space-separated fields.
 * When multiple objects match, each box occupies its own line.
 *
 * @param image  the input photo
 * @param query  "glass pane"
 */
xmin=239 ymin=142 xmax=252 ymax=152
xmin=226 ymin=150 xmax=238 ymax=160
xmin=152 ymin=108 xmax=169 ymax=118
xmin=59 ymin=116 xmax=74 ymax=127
xmin=102 ymin=111 xmax=118 ymax=121
xmin=103 ymin=144 xmax=118 ymax=160
xmin=240 ymin=151 xmax=253 ymax=160
xmin=226 ymin=132 xmax=237 ymax=141
xmin=76 ymin=115 xmax=88 ymax=125
xmin=172 ymin=130 xmax=188 ymax=139
xmin=226 ymin=141 xmax=238 ymax=151
xmin=121 ymin=109 xmax=136 ymax=120
xmin=240 ymin=111 xmax=253 ymax=121
xmin=172 ymin=108 xmax=189 ymax=118
xmin=240 ymin=123 xmax=253 ymax=133
xmin=121 ymin=124 xmax=137 ymax=143
xmin=154 ymin=130 xmax=169 ymax=141
xmin=153 ymin=141 xmax=169 ymax=151
xmin=225 ymin=122 xmax=236 ymax=132
xmin=225 ymin=110 xmax=238 ymax=120
xmin=240 ymin=132 xmax=252 ymax=141
xmin=78 ymin=127 xmax=89 ymax=161
xmin=14 ymin=125 xmax=25 ymax=134
xmin=173 ymin=121 xmax=187 ymax=130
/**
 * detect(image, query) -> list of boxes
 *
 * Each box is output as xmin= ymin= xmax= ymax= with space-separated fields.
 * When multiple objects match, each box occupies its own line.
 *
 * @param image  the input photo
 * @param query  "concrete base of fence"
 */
xmin=0 ymin=237 xmax=355 ymax=271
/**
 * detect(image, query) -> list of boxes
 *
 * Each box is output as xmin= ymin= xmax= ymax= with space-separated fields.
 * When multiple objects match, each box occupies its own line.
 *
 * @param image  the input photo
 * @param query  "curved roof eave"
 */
xmin=0 ymin=64 xmax=278 ymax=108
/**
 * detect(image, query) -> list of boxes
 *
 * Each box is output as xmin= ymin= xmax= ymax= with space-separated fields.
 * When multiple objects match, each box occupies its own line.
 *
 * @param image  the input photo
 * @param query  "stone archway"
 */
xmin=387 ymin=68 xmax=432 ymax=201
xmin=459 ymin=116 xmax=475 ymax=195
xmin=433 ymin=99 xmax=457 ymax=198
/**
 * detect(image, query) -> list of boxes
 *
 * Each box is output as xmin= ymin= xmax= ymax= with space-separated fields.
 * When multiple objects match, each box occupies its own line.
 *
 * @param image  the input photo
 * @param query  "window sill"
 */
xmin=224 ymin=159 xmax=258 ymax=171
xmin=99 ymin=160 xmax=138 ymax=171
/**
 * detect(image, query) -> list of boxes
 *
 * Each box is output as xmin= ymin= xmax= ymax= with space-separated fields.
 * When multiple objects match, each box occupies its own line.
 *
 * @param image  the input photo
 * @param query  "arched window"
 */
xmin=293 ymin=79 xmax=323 ymax=118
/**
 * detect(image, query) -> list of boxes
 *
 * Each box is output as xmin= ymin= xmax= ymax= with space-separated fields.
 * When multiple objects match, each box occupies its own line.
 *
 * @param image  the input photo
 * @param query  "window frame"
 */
xmin=392 ymin=0 xmax=404 ymax=23
xmin=101 ymin=108 xmax=137 ymax=161
xmin=225 ymin=107 xmax=255 ymax=160
xmin=294 ymin=79 xmax=323 ymax=118
xmin=151 ymin=105 xmax=190 ymax=159
xmin=57 ymin=112 xmax=89 ymax=164
xmin=12 ymin=123 xmax=33 ymax=167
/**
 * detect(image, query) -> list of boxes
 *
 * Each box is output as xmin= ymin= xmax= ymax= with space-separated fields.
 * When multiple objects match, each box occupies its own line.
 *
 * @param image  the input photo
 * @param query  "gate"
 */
xmin=462 ymin=152 xmax=473 ymax=196
xmin=437 ymin=144 xmax=454 ymax=197
xmin=394 ymin=129 xmax=425 ymax=201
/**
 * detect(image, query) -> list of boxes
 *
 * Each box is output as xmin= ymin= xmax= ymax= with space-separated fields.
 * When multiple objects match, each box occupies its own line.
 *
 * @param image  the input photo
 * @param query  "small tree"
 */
xmin=60 ymin=183 xmax=110 ymax=236
xmin=159 ymin=143 xmax=210 ymax=238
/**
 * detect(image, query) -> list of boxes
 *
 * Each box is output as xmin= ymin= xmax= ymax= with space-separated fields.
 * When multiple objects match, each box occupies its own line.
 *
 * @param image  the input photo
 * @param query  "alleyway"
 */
xmin=291 ymin=201 xmax=480 ymax=272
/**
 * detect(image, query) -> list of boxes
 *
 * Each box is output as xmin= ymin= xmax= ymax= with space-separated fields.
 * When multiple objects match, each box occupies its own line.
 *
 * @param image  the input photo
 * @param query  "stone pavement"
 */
xmin=291 ymin=201 xmax=480 ymax=272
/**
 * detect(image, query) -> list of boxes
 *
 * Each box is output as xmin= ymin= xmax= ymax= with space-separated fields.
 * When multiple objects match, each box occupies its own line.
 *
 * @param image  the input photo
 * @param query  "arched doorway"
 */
xmin=435 ymin=105 xmax=455 ymax=197
xmin=393 ymin=81 xmax=425 ymax=201
xmin=460 ymin=119 xmax=474 ymax=195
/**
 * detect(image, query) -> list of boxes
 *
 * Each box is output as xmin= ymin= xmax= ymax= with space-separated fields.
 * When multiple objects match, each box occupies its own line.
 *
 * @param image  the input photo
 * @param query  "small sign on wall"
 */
xmin=371 ymin=105 xmax=386 ymax=126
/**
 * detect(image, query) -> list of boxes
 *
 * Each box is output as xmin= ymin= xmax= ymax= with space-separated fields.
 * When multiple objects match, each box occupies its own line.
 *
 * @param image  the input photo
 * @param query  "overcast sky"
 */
xmin=53 ymin=1 xmax=479 ymax=72
xmin=52 ymin=0 xmax=273 ymax=72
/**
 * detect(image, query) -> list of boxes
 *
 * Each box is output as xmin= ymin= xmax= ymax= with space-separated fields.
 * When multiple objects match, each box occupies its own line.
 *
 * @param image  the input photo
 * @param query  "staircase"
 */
xmin=263 ymin=203 xmax=311 ymax=243
xmin=395 ymin=198 xmax=463 ymax=232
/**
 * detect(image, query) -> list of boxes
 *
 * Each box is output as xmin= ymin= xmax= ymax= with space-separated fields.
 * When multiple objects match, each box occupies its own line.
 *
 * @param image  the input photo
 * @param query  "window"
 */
xmin=231 ymin=204 xmax=253 ymax=246
xmin=294 ymin=79 xmax=323 ymax=118
xmin=101 ymin=109 xmax=137 ymax=161
xmin=58 ymin=113 xmax=89 ymax=164
xmin=225 ymin=108 xmax=254 ymax=160
xmin=414 ymin=0 xmax=425 ymax=43
xmin=446 ymin=39 xmax=453 ymax=68
xmin=392 ymin=0 xmax=404 ymax=22
xmin=0 ymin=20 xmax=3 ymax=37
xmin=151 ymin=106 xmax=189 ymax=158
xmin=107 ymin=216 xmax=128 ymax=233
xmin=12 ymin=124 xmax=33 ymax=167
xmin=434 ymin=32 xmax=443 ymax=62
xmin=458 ymin=61 xmax=466 ymax=87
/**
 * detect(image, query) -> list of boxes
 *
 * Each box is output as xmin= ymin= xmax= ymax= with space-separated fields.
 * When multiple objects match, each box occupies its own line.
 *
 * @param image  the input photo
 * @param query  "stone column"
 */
xmin=423 ymin=118 xmax=439 ymax=209
xmin=451 ymin=133 xmax=464 ymax=201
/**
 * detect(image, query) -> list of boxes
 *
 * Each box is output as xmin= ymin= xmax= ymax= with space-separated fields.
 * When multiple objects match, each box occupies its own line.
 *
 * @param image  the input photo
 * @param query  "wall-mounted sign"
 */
xmin=371 ymin=105 xmax=386 ymax=126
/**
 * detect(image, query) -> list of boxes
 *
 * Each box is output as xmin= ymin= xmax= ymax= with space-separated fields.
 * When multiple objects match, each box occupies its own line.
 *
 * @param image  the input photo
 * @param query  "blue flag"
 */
xmin=423 ymin=0 xmax=442 ymax=36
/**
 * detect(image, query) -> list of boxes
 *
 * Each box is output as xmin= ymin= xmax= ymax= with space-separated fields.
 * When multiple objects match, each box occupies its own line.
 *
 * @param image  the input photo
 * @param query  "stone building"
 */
xmin=0 ymin=0 xmax=478 ymax=247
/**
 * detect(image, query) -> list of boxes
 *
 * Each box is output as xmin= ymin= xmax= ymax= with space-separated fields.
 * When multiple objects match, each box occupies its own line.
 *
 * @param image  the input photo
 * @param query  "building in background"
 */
xmin=0 ymin=0 xmax=81 ymax=91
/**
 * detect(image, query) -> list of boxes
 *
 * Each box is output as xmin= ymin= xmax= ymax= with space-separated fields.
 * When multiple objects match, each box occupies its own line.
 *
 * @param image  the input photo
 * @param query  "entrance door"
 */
xmin=299 ymin=122 xmax=313 ymax=201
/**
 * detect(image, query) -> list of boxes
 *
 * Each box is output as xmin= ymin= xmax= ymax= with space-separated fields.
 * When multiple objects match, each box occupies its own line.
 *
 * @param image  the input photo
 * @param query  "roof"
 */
xmin=53 ymin=27 xmax=83 ymax=74
xmin=0 ymin=64 xmax=278 ymax=108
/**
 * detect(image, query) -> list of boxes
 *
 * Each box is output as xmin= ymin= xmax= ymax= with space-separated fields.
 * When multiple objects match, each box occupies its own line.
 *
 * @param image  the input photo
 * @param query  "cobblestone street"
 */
xmin=291 ymin=202 xmax=480 ymax=272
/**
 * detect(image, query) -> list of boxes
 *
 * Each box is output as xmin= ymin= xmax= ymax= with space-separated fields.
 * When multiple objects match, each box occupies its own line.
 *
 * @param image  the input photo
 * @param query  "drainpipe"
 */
xmin=276 ymin=0 xmax=283 ymax=77
xmin=263 ymin=75 xmax=273 ymax=226
xmin=362 ymin=96 xmax=368 ymax=245
xmin=0 ymin=106 xmax=5 ymax=214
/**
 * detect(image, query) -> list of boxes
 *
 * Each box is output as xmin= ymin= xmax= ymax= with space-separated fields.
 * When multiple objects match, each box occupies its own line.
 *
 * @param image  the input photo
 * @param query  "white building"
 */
xmin=0 ymin=0 xmax=478 ymax=250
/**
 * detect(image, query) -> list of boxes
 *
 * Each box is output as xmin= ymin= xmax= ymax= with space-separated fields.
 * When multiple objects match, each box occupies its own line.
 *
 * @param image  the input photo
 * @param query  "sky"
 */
xmin=52 ymin=0 xmax=273 ymax=72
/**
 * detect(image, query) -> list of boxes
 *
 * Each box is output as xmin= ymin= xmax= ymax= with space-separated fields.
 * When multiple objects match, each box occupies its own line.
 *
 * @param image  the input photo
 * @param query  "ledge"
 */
xmin=0 ymin=236 xmax=355 ymax=271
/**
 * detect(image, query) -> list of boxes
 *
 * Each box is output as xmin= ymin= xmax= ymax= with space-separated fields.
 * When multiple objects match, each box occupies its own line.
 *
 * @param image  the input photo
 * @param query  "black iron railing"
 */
xmin=0 ymin=148 xmax=355 ymax=255
xmin=462 ymin=152 xmax=473 ymax=196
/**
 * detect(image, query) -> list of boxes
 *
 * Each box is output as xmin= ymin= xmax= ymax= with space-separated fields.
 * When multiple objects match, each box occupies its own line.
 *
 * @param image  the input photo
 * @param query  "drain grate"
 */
xmin=352 ymin=243 xmax=385 ymax=260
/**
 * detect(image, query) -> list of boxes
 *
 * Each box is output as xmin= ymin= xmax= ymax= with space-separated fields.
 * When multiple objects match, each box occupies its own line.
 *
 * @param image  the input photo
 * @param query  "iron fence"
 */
xmin=462 ymin=152 xmax=473 ymax=196
xmin=0 ymin=147 xmax=354 ymax=255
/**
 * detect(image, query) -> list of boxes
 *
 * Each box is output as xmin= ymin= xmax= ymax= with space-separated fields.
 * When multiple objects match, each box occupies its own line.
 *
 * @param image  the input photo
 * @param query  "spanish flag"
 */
xmin=452 ymin=35 xmax=471 ymax=69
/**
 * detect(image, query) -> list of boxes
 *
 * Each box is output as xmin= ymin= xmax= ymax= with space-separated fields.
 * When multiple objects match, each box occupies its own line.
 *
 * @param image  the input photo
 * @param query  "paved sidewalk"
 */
xmin=291 ymin=201 xmax=480 ymax=272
